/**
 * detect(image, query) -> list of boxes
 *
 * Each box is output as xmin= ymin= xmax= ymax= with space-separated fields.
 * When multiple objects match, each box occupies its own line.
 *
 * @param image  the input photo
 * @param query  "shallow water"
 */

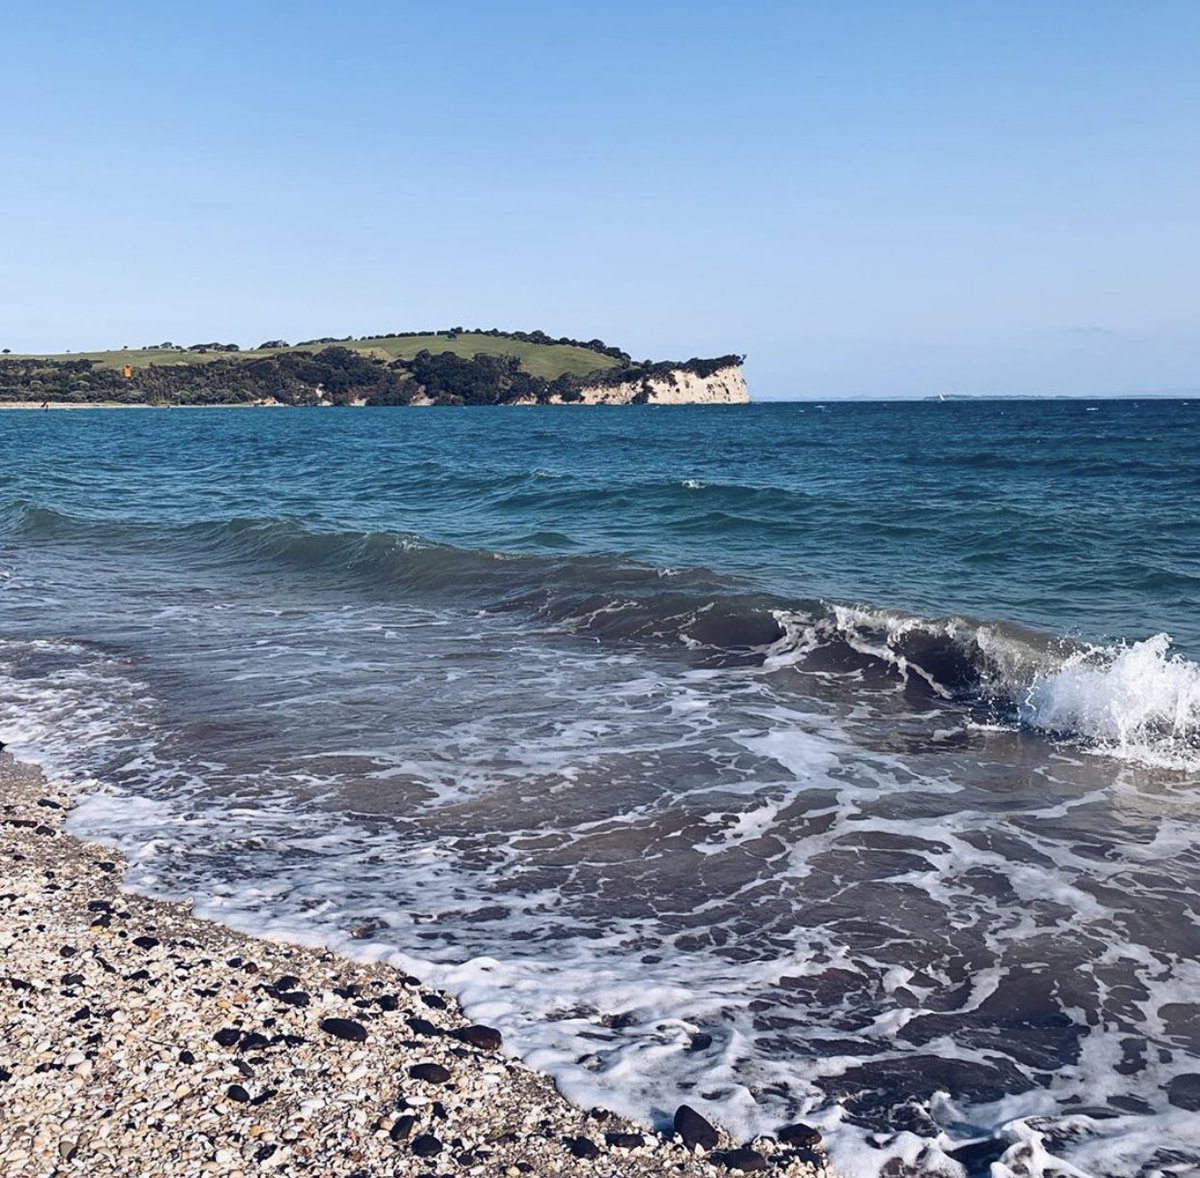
xmin=1 ymin=402 xmax=1198 ymax=1176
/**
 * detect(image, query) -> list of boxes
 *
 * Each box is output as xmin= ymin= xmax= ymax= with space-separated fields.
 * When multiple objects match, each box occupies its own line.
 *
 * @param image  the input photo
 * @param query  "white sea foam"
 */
xmin=4 ymin=615 xmax=1200 ymax=1178
xmin=1019 ymin=633 xmax=1200 ymax=770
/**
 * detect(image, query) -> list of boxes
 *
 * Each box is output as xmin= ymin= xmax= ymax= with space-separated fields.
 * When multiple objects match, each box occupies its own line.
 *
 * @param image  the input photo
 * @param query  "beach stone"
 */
xmin=376 ymin=994 xmax=399 ymax=1012
xmin=239 ymin=1031 xmax=271 ymax=1052
xmin=389 ymin=1114 xmax=416 ymax=1141
xmin=319 ymin=1018 xmax=367 ymax=1043
xmin=776 ymin=1122 xmax=821 ymax=1147
xmin=226 ymin=1084 xmax=250 ymax=1103
xmin=421 ymin=992 xmax=447 ymax=1010
xmin=273 ymin=975 xmax=300 ymax=990
xmin=410 ymin=1133 xmax=442 ymax=1157
xmin=720 ymin=1147 xmax=767 ymax=1171
xmin=452 ymin=1024 xmax=502 ymax=1051
xmin=605 ymin=1132 xmax=644 ymax=1149
xmin=275 ymin=990 xmax=309 ymax=1007
xmin=686 ymin=1032 xmax=713 ymax=1052
xmin=1166 ymin=1073 xmax=1200 ymax=1111
xmin=565 ymin=1136 xmax=600 ymax=1159
xmin=674 ymin=1105 xmax=719 ymax=1151
xmin=133 ymin=936 xmax=159 ymax=950
xmin=408 ymin=1062 xmax=451 ymax=1084
xmin=213 ymin=1028 xmax=240 ymax=1048
xmin=405 ymin=1017 xmax=441 ymax=1037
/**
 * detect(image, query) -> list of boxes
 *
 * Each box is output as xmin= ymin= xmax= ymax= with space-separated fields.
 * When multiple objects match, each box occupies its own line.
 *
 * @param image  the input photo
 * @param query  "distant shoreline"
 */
xmin=0 ymin=401 xmax=285 ymax=411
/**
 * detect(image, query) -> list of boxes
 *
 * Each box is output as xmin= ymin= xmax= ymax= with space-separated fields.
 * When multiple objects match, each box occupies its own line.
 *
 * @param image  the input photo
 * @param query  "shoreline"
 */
xmin=0 ymin=402 xmax=284 ymax=411
xmin=0 ymin=753 xmax=829 ymax=1177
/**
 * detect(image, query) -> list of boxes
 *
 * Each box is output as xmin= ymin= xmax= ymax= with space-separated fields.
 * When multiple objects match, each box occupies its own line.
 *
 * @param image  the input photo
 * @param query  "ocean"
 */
xmin=1 ymin=400 xmax=1198 ymax=1177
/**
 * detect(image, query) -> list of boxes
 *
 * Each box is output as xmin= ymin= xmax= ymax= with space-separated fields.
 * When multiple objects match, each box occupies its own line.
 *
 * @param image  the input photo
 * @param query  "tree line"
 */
xmin=0 ymin=347 xmax=743 ymax=407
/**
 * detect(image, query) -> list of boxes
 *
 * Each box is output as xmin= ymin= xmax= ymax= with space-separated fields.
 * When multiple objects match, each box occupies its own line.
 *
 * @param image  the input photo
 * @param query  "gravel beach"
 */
xmin=0 ymin=754 xmax=830 ymax=1177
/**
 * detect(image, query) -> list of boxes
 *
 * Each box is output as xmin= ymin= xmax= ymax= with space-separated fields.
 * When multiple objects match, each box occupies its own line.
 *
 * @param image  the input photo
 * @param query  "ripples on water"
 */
xmin=1 ymin=401 xmax=1198 ymax=1177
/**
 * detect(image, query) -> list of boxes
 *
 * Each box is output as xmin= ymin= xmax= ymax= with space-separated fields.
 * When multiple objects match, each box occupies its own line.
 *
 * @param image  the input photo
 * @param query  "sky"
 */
xmin=2 ymin=1 xmax=1198 ymax=399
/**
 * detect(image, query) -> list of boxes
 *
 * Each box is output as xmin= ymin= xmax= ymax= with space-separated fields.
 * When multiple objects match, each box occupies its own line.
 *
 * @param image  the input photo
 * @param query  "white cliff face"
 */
xmin=404 ymin=365 xmax=750 ymax=406
xmin=569 ymin=364 xmax=749 ymax=405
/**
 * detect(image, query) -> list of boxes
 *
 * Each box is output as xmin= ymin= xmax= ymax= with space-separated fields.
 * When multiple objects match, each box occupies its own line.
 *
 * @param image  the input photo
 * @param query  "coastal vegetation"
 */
xmin=0 ymin=329 xmax=743 ymax=407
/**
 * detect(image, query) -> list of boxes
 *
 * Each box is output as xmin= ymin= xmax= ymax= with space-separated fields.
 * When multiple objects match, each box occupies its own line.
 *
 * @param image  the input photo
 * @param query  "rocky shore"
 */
xmin=0 ymin=755 xmax=830 ymax=1177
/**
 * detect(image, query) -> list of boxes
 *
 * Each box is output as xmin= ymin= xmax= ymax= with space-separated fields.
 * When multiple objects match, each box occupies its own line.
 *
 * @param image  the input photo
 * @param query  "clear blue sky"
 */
xmin=3 ymin=1 xmax=1197 ymax=398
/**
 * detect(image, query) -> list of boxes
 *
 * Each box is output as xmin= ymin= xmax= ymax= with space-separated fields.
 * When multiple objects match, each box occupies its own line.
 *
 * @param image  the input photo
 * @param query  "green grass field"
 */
xmin=9 ymin=333 xmax=621 ymax=381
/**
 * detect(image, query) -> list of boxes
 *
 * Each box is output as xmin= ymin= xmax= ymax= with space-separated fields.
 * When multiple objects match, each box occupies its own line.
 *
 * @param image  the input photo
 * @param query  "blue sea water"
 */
xmin=1 ymin=401 xmax=1198 ymax=1177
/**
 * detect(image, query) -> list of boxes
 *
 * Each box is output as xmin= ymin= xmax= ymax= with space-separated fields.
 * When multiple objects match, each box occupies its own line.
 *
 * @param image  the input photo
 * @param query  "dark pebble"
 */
xmin=451 ymin=1024 xmax=502 ymax=1051
xmin=406 ymin=1016 xmax=441 ymax=1037
xmin=565 ymin=1137 xmax=600 ymax=1159
xmin=61 ymin=973 xmax=85 ymax=987
xmin=273 ymin=974 xmax=300 ymax=991
xmin=409 ymin=1062 xmax=452 ymax=1084
xmin=254 ymin=1144 xmax=277 ymax=1162
xmin=605 ymin=1132 xmax=644 ymax=1149
xmin=226 ymin=1084 xmax=250 ymax=1103
xmin=720 ymin=1147 xmax=767 ymax=1172
xmin=132 ymin=936 xmax=159 ymax=950
xmin=674 ymin=1104 xmax=719 ymax=1151
xmin=234 ymin=1059 xmax=254 ymax=1078
xmin=1166 ymin=1073 xmax=1200 ymax=1112
xmin=178 ymin=1050 xmax=195 ymax=1065
xmin=421 ymin=993 xmax=447 ymax=1010
xmin=37 ymin=798 xmax=63 ymax=809
xmin=377 ymin=994 xmax=399 ymax=1012
xmin=213 ymin=1028 xmax=241 ymax=1048
xmin=239 ymin=1031 xmax=271 ymax=1052
xmin=59 ymin=946 xmax=77 ymax=958
xmin=275 ymin=990 xmax=310 ymax=1007
xmin=97 ymin=861 xmax=117 ymax=872
xmin=319 ymin=1017 xmax=368 ymax=1042
xmin=777 ymin=1123 xmax=821 ymax=1147
xmin=686 ymin=1032 xmax=714 ymax=1053
xmin=410 ymin=1134 xmax=442 ymax=1157
xmin=0 ymin=1068 xmax=11 ymax=1083
xmin=86 ymin=900 xmax=112 ymax=913
xmin=390 ymin=1114 xmax=416 ymax=1141
xmin=250 ymin=1088 xmax=276 ymax=1106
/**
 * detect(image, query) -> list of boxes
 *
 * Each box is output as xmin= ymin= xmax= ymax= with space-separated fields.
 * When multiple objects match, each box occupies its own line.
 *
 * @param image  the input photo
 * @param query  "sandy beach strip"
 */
xmin=0 ymin=754 xmax=829 ymax=1177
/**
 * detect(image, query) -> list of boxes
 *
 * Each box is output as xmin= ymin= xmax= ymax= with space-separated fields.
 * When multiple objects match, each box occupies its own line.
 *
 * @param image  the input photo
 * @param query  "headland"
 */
xmin=0 ymin=329 xmax=749 ymax=408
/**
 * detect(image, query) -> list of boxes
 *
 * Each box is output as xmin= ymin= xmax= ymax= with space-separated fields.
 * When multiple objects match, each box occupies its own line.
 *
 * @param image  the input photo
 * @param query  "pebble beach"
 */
xmin=0 ymin=755 xmax=830 ymax=1178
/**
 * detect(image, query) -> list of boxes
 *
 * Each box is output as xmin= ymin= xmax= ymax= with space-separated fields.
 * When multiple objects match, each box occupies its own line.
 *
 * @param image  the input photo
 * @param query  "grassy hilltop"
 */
xmin=0 ymin=329 xmax=741 ymax=407
xmin=7 ymin=331 xmax=621 ymax=382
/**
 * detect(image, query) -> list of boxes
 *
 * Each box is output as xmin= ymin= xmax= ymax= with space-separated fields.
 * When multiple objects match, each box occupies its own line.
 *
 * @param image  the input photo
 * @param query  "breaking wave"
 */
xmin=5 ymin=501 xmax=1198 ymax=770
